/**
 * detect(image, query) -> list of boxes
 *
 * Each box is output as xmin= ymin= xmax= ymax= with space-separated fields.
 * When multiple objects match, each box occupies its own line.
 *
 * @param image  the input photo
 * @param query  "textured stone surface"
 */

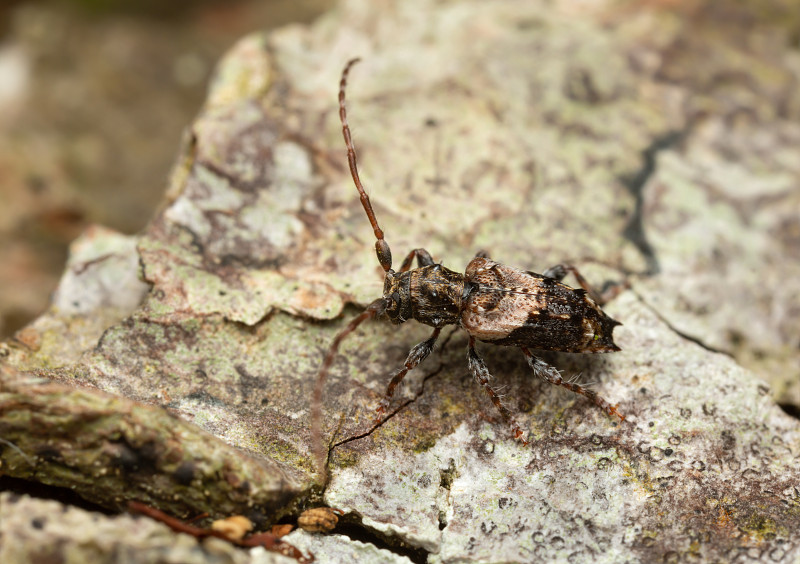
xmin=2 ymin=0 xmax=799 ymax=562
xmin=0 ymin=367 xmax=300 ymax=524
xmin=282 ymin=530 xmax=415 ymax=564
xmin=6 ymin=225 xmax=149 ymax=372
xmin=326 ymin=292 xmax=800 ymax=562
xmin=0 ymin=493 xmax=296 ymax=564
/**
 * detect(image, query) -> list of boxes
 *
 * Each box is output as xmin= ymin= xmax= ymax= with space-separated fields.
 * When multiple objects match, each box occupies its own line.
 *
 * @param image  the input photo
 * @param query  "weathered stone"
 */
xmin=0 ymin=492 xmax=296 ymax=564
xmin=0 ymin=366 xmax=300 ymax=524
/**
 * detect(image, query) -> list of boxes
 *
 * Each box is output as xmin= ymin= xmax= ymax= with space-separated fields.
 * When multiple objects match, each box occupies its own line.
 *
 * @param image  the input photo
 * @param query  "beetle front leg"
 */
xmin=398 ymin=248 xmax=435 ymax=272
xmin=376 ymin=326 xmax=442 ymax=418
xmin=520 ymin=347 xmax=624 ymax=421
xmin=467 ymin=337 xmax=528 ymax=445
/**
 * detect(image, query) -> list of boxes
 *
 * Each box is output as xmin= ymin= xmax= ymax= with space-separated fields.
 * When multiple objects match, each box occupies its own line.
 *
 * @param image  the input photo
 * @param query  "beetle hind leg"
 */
xmin=521 ymin=347 xmax=624 ymax=421
xmin=467 ymin=337 xmax=528 ymax=445
xmin=542 ymin=263 xmax=625 ymax=305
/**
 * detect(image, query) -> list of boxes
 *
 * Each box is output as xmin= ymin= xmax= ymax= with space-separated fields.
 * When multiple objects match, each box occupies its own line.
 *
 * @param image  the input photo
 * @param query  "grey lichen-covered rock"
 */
xmin=2 ymin=0 xmax=799 ymax=562
xmin=6 ymin=225 xmax=150 ymax=372
xmin=326 ymin=291 xmax=800 ymax=562
xmin=282 ymin=530 xmax=415 ymax=564
xmin=0 ymin=493 xmax=296 ymax=564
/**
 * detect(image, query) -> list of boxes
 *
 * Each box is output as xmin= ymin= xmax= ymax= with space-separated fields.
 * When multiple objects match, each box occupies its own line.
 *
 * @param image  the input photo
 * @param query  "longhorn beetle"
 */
xmin=312 ymin=59 xmax=623 ymax=476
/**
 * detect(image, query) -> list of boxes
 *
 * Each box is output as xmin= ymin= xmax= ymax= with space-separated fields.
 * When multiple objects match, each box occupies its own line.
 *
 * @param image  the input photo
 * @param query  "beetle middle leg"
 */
xmin=376 ymin=326 xmax=442 ymax=417
xmin=467 ymin=337 xmax=528 ymax=444
xmin=520 ymin=347 xmax=624 ymax=421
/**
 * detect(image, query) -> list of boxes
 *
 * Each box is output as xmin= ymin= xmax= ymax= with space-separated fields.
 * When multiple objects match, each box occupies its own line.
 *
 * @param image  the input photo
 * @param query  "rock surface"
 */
xmin=2 ymin=0 xmax=800 ymax=562
xmin=0 ymin=492 xmax=297 ymax=564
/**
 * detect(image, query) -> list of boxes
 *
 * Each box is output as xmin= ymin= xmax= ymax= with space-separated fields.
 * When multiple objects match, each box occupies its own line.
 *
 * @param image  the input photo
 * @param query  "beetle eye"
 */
xmin=391 ymin=292 xmax=401 ymax=309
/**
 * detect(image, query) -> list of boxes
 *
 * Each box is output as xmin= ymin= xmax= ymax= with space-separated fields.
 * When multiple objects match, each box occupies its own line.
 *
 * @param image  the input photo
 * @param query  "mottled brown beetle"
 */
xmin=313 ymin=59 xmax=623 ymax=473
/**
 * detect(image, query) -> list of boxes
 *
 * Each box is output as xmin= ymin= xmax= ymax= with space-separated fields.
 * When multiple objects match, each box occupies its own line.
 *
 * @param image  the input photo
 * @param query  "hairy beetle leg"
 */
xmin=521 ymin=347 xmax=624 ymax=422
xmin=468 ymin=337 xmax=529 ymax=445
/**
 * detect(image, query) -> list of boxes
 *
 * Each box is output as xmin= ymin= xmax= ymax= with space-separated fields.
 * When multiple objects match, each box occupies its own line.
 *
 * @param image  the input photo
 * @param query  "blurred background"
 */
xmin=0 ymin=0 xmax=335 ymax=338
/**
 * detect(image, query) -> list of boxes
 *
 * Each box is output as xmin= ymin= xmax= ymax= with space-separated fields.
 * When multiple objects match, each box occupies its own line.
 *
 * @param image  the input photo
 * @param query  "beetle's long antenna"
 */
xmin=312 ymin=297 xmax=388 ymax=483
xmin=339 ymin=58 xmax=393 ymax=272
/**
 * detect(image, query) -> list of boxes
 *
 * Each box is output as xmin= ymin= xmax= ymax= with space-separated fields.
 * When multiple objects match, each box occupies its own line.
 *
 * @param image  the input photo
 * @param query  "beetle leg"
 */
xmin=542 ymin=263 xmax=625 ymax=305
xmin=467 ymin=337 xmax=528 ymax=445
xmin=520 ymin=347 xmax=624 ymax=421
xmin=398 ymin=248 xmax=435 ymax=272
xmin=541 ymin=264 xmax=569 ymax=282
xmin=376 ymin=326 xmax=442 ymax=417
xmin=544 ymin=264 xmax=598 ymax=295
